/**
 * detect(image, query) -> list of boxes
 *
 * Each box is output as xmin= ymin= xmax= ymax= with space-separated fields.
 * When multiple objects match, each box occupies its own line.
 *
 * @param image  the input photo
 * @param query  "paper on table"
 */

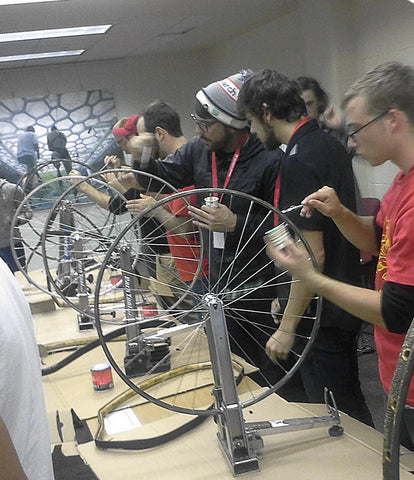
xmin=104 ymin=408 xmax=142 ymax=436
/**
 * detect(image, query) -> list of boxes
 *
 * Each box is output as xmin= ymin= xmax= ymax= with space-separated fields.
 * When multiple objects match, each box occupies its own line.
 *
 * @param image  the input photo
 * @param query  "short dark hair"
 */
xmin=296 ymin=76 xmax=329 ymax=116
xmin=142 ymin=100 xmax=183 ymax=137
xmin=342 ymin=62 xmax=414 ymax=124
xmin=238 ymin=69 xmax=306 ymax=121
xmin=26 ymin=126 xmax=35 ymax=132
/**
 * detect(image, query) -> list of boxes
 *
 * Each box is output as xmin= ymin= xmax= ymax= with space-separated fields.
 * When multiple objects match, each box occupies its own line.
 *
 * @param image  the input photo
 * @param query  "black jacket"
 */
xmin=140 ymin=135 xmax=283 ymax=287
xmin=279 ymin=119 xmax=362 ymax=331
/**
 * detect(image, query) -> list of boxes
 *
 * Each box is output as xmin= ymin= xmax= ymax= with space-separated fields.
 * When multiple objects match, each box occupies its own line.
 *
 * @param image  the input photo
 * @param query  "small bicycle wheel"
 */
xmin=15 ymin=158 xmax=95 ymax=195
xmin=41 ymin=169 xmax=181 ymax=317
xmin=94 ymin=188 xmax=321 ymax=416
xmin=11 ymin=176 xmax=93 ymax=295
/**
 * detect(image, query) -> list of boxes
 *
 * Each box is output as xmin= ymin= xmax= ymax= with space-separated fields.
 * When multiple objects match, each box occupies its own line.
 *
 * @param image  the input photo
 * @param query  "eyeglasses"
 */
xmin=347 ymin=109 xmax=390 ymax=139
xmin=190 ymin=113 xmax=217 ymax=132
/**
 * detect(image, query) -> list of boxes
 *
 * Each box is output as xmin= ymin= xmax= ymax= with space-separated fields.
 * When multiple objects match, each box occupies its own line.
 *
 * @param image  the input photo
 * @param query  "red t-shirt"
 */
xmin=165 ymin=186 xmax=209 ymax=282
xmin=375 ymin=165 xmax=414 ymax=405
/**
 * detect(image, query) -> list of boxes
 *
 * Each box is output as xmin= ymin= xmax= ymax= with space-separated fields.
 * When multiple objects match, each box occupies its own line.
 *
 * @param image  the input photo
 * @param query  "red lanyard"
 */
xmin=211 ymin=132 xmax=249 ymax=202
xmin=273 ymin=117 xmax=309 ymax=225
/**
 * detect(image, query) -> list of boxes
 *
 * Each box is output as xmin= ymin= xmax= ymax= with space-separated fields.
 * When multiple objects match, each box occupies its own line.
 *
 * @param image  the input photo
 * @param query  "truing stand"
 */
xmin=204 ymin=294 xmax=343 ymax=476
xmin=72 ymin=232 xmax=94 ymax=330
xmin=119 ymin=241 xmax=171 ymax=377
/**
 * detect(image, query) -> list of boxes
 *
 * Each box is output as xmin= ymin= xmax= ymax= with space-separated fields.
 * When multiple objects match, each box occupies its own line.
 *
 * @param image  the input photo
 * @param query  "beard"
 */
xmin=262 ymin=127 xmax=281 ymax=151
xmin=201 ymin=127 xmax=236 ymax=153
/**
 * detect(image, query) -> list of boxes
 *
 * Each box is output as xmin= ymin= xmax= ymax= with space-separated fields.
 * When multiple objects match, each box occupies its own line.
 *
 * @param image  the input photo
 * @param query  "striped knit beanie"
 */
xmin=196 ymin=71 xmax=251 ymax=129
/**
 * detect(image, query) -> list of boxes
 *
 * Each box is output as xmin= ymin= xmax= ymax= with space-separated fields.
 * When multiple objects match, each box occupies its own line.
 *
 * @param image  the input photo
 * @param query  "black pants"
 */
xmin=298 ymin=326 xmax=374 ymax=427
xmin=224 ymin=282 xmax=283 ymax=387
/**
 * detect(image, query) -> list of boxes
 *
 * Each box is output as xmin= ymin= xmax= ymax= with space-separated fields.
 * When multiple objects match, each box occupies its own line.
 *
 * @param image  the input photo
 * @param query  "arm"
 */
xmin=0 ymin=416 xmax=28 ymax=480
xmin=266 ymin=229 xmax=325 ymax=362
xmin=266 ymin=236 xmax=385 ymax=328
xmin=127 ymin=194 xmax=194 ymax=235
xmin=69 ymin=171 xmax=111 ymax=209
xmin=301 ymin=186 xmax=379 ymax=256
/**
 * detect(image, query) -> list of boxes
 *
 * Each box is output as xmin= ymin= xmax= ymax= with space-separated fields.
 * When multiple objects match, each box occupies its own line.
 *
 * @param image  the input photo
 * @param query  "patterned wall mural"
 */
xmin=0 ymin=89 xmax=121 ymax=181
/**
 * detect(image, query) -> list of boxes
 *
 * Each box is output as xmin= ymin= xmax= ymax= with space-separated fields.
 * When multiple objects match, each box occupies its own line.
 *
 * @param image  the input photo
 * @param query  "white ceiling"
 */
xmin=0 ymin=0 xmax=298 ymax=71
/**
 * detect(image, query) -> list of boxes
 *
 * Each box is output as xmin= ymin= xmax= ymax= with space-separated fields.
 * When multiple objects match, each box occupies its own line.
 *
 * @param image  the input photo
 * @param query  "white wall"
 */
xmin=1 ymin=0 xmax=414 ymax=197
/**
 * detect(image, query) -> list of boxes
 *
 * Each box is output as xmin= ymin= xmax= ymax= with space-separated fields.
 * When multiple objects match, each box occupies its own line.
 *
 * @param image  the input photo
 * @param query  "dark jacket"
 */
xmin=140 ymin=135 xmax=283 ymax=287
xmin=279 ymin=119 xmax=362 ymax=331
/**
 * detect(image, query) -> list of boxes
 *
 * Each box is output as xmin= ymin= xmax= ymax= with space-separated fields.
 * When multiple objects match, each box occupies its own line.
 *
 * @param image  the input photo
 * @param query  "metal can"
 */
xmin=142 ymin=303 xmax=158 ymax=317
xmin=265 ymin=223 xmax=291 ymax=249
xmin=204 ymin=196 xmax=219 ymax=208
xmin=90 ymin=363 xmax=114 ymax=391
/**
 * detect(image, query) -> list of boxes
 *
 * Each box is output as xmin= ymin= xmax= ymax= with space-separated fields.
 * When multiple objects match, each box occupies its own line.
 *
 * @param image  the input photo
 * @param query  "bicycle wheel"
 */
xmin=42 ymin=169 xmax=181 ymax=317
xmin=11 ymin=176 xmax=95 ymax=295
xmin=94 ymin=188 xmax=321 ymax=416
xmin=15 ymin=158 xmax=95 ymax=195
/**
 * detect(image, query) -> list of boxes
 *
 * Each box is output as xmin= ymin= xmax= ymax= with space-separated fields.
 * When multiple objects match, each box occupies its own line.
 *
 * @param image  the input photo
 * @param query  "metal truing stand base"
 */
xmin=203 ymin=294 xmax=343 ymax=476
xmin=77 ymin=313 xmax=94 ymax=330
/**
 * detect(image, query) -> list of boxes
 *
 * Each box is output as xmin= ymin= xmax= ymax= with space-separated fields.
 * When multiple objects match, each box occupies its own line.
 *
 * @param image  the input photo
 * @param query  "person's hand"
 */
xmin=188 ymin=203 xmax=237 ymax=232
xmin=67 ymin=169 xmax=83 ymax=186
xmin=118 ymin=171 xmax=139 ymax=189
xmin=127 ymin=133 xmax=157 ymax=162
xmin=320 ymin=104 xmax=342 ymax=129
xmin=300 ymin=185 xmax=343 ymax=219
xmin=126 ymin=194 xmax=157 ymax=216
xmin=104 ymin=155 xmax=121 ymax=168
xmin=266 ymin=327 xmax=295 ymax=362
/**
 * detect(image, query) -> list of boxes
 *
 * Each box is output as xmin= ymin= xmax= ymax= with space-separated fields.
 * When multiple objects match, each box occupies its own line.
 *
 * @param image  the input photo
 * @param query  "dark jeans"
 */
xmin=18 ymin=154 xmax=36 ymax=172
xmin=298 ymin=326 xmax=374 ymax=427
xmin=225 ymin=282 xmax=282 ymax=386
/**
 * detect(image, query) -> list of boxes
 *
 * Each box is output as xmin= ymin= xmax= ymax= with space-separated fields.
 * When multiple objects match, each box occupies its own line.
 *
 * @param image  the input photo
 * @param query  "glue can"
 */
xmin=90 ymin=363 xmax=114 ymax=391
xmin=265 ymin=223 xmax=291 ymax=250
xmin=204 ymin=196 xmax=219 ymax=208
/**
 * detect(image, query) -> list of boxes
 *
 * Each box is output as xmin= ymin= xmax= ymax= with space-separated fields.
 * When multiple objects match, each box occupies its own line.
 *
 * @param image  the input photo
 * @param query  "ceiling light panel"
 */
xmin=0 ymin=50 xmax=84 ymax=62
xmin=0 ymin=25 xmax=111 ymax=43
xmin=0 ymin=0 xmax=66 ymax=4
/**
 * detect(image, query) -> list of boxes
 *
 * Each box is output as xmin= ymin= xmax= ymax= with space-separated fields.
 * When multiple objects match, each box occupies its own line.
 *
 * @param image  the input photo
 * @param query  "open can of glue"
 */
xmin=265 ymin=223 xmax=292 ymax=250
xmin=204 ymin=196 xmax=219 ymax=208
xmin=90 ymin=363 xmax=114 ymax=391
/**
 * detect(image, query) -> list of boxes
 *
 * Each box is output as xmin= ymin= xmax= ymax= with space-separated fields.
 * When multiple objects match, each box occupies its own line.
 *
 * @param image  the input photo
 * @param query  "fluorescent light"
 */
xmin=0 ymin=1 xmax=65 ymax=4
xmin=0 ymin=50 xmax=84 ymax=62
xmin=0 ymin=25 xmax=111 ymax=43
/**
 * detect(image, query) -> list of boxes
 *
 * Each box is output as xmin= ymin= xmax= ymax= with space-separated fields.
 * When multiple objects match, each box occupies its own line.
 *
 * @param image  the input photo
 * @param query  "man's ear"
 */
xmin=263 ymin=109 xmax=274 ymax=124
xmin=155 ymin=126 xmax=167 ymax=141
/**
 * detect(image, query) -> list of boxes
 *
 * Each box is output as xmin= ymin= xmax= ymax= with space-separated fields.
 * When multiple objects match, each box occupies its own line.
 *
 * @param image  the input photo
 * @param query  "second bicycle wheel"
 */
xmin=94 ymin=188 xmax=321 ymax=415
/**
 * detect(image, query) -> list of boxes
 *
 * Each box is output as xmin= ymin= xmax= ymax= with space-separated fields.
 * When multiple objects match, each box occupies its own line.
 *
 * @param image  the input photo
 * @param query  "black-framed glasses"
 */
xmin=347 ymin=109 xmax=390 ymax=139
xmin=190 ymin=113 xmax=217 ymax=132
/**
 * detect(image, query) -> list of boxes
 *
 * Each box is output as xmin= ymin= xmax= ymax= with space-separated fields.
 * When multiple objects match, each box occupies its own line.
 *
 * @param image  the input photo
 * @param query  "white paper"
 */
xmin=213 ymin=232 xmax=225 ymax=249
xmin=104 ymin=408 xmax=142 ymax=436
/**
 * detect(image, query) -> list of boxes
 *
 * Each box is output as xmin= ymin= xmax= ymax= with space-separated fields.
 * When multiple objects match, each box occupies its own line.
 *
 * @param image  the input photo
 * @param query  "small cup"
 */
xmin=90 ymin=363 xmax=114 ymax=391
xmin=204 ymin=196 xmax=219 ymax=209
xmin=265 ymin=223 xmax=292 ymax=249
